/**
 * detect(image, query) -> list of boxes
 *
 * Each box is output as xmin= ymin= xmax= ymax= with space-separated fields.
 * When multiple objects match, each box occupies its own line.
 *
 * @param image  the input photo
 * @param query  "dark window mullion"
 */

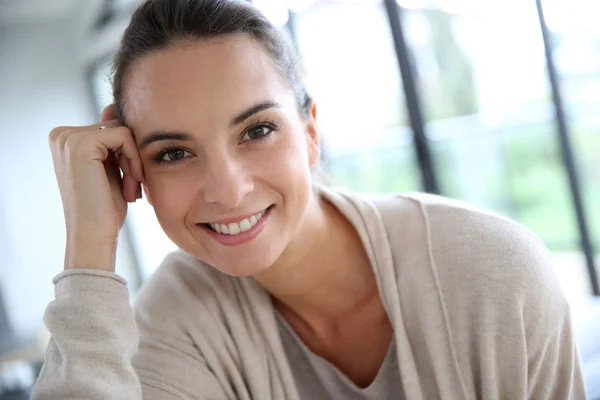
xmin=535 ymin=0 xmax=599 ymax=296
xmin=383 ymin=0 xmax=439 ymax=195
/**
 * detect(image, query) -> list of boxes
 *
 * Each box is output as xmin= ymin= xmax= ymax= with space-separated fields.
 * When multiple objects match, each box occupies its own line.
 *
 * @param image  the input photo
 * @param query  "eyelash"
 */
xmin=151 ymin=120 xmax=280 ymax=166
xmin=152 ymin=145 xmax=192 ymax=166
xmin=240 ymin=119 xmax=279 ymax=143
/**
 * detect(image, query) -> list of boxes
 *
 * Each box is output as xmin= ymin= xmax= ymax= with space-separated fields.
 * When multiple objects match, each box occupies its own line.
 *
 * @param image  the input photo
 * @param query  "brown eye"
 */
xmin=240 ymin=122 xmax=278 ymax=143
xmin=154 ymin=148 xmax=193 ymax=164
xmin=164 ymin=149 xmax=186 ymax=161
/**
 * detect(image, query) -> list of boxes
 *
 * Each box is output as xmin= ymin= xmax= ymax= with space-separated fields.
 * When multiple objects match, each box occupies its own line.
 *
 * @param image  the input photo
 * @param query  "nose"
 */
xmin=202 ymin=153 xmax=254 ymax=208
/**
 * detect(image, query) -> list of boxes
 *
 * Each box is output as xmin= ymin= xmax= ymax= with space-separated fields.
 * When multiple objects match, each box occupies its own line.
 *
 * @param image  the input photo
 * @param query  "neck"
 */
xmin=253 ymin=190 xmax=378 ymax=330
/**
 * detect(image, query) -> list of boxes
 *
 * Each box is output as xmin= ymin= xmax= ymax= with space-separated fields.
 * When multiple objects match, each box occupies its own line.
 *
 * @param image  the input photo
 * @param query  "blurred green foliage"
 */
xmin=327 ymin=124 xmax=599 ymax=253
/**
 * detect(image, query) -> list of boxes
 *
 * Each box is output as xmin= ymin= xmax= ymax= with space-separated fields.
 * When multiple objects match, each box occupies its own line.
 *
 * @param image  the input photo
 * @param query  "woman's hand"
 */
xmin=49 ymin=105 xmax=144 ymax=272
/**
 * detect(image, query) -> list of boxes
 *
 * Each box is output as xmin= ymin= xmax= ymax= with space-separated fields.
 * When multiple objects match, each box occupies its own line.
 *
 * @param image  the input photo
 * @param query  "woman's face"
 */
xmin=124 ymin=35 xmax=319 ymax=277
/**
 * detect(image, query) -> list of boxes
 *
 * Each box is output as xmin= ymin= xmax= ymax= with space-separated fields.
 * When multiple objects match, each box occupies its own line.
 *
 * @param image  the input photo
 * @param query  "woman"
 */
xmin=32 ymin=0 xmax=585 ymax=399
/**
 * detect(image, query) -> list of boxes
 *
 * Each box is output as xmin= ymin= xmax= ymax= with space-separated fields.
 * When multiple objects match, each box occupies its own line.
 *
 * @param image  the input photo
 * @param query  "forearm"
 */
xmin=64 ymin=234 xmax=118 ymax=272
xmin=31 ymin=270 xmax=141 ymax=400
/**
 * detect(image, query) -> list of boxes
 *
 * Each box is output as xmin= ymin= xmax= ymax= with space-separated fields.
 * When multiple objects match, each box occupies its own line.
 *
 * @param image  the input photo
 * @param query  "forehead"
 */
xmin=124 ymin=35 xmax=292 ymax=132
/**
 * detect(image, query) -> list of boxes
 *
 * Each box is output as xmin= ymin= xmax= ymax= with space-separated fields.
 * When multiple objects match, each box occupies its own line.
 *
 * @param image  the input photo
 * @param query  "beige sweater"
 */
xmin=31 ymin=188 xmax=586 ymax=399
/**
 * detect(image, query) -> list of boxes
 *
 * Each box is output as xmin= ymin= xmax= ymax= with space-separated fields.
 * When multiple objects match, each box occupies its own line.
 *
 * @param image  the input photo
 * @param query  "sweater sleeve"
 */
xmin=30 ymin=269 xmax=228 ymax=400
xmin=31 ymin=270 xmax=142 ymax=399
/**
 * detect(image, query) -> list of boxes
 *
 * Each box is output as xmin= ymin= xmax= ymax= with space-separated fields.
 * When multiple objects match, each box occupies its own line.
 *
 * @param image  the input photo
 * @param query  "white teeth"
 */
xmin=209 ymin=207 xmax=269 ymax=236
xmin=228 ymin=222 xmax=241 ymax=235
xmin=240 ymin=219 xmax=252 ymax=232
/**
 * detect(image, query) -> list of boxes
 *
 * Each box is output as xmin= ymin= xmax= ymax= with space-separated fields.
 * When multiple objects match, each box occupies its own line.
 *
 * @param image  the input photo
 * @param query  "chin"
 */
xmin=182 ymin=239 xmax=282 ymax=277
xmin=211 ymin=256 xmax=275 ymax=277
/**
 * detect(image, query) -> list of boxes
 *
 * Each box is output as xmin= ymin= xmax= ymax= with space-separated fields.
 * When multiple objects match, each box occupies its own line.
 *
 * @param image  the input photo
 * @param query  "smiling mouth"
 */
xmin=204 ymin=206 xmax=272 ymax=235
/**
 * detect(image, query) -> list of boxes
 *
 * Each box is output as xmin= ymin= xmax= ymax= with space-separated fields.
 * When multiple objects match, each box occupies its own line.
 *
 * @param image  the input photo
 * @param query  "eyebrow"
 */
xmin=138 ymin=131 xmax=193 ymax=150
xmin=138 ymin=101 xmax=283 ymax=150
xmin=230 ymin=101 xmax=283 ymax=127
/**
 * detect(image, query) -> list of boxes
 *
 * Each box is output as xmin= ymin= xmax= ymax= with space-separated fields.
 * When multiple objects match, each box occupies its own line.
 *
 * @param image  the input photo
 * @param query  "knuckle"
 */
xmin=113 ymin=126 xmax=132 ymax=138
xmin=57 ymin=132 xmax=73 ymax=150
xmin=117 ymin=129 xmax=137 ymax=149
xmin=102 ymin=126 xmax=127 ymax=144
xmin=48 ymin=126 xmax=69 ymax=142
xmin=63 ymin=133 xmax=83 ymax=153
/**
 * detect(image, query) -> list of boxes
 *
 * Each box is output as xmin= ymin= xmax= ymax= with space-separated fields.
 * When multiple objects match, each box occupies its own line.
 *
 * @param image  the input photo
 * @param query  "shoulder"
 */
xmin=406 ymin=194 xmax=568 ymax=329
xmin=381 ymin=194 xmax=573 ymax=367
xmin=368 ymin=191 xmax=549 ymax=262
xmin=407 ymin=193 xmax=552 ymax=274
xmin=403 ymin=191 xmax=534 ymax=237
xmin=378 ymin=192 xmax=566 ymax=312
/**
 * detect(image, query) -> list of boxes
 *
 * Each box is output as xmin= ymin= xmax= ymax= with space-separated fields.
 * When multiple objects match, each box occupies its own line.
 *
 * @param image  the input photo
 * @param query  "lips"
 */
xmin=206 ymin=208 xmax=268 ymax=235
xmin=200 ymin=206 xmax=274 ymax=247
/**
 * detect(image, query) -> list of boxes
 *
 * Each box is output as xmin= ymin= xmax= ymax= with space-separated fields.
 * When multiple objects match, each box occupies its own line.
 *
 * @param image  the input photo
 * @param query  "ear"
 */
xmin=100 ymin=104 xmax=117 ymax=122
xmin=305 ymin=101 xmax=320 ymax=168
xmin=142 ymin=182 xmax=154 ymax=206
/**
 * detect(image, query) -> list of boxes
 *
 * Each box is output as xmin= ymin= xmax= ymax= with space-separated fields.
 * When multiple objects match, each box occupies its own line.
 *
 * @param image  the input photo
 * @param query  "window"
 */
xmin=399 ymin=2 xmax=581 ymax=251
xmin=290 ymin=0 xmax=421 ymax=193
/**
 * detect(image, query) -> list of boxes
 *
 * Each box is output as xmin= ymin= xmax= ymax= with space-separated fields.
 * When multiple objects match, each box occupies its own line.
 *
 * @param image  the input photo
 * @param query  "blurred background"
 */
xmin=0 ymin=0 xmax=599 ymax=398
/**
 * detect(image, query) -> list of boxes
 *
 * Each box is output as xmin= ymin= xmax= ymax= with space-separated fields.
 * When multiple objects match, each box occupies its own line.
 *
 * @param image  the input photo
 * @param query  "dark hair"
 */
xmin=112 ymin=0 xmax=311 ymax=122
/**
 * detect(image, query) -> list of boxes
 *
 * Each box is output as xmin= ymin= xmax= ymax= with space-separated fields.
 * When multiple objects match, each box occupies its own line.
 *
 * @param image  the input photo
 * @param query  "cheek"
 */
xmin=145 ymin=173 xmax=196 ymax=223
xmin=263 ymin=129 xmax=312 ymax=179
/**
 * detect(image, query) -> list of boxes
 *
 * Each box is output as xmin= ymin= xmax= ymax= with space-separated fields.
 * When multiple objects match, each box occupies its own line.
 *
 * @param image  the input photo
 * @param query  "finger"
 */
xmin=122 ymin=172 xmax=139 ymax=203
xmin=89 ymin=127 xmax=144 ymax=182
xmin=104 ymin=153 xmax=127 ymax=203
xmin=117 ymin=155 xmax=141 ymax=202
xmin=124 ymin=145 xmax=144 ymax=184
xmin=101 ymin=104 xmax=118 ymax=122
xmin=104 ymin=152 xmax=122 ymax=187
xmin=102 ymin=127 xmax=144 ymax=183
xmin=117 ymin=152 xmax=130 ymax=176
xmin=92 ymin=119 xmax=121 ymax=130
xmin=121 ymin=145 xmax=144 ymax=183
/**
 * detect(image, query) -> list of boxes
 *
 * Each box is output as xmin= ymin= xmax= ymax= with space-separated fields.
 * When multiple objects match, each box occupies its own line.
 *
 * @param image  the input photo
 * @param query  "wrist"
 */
xmin=65 ymin=235 xmax=118 ymax=272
